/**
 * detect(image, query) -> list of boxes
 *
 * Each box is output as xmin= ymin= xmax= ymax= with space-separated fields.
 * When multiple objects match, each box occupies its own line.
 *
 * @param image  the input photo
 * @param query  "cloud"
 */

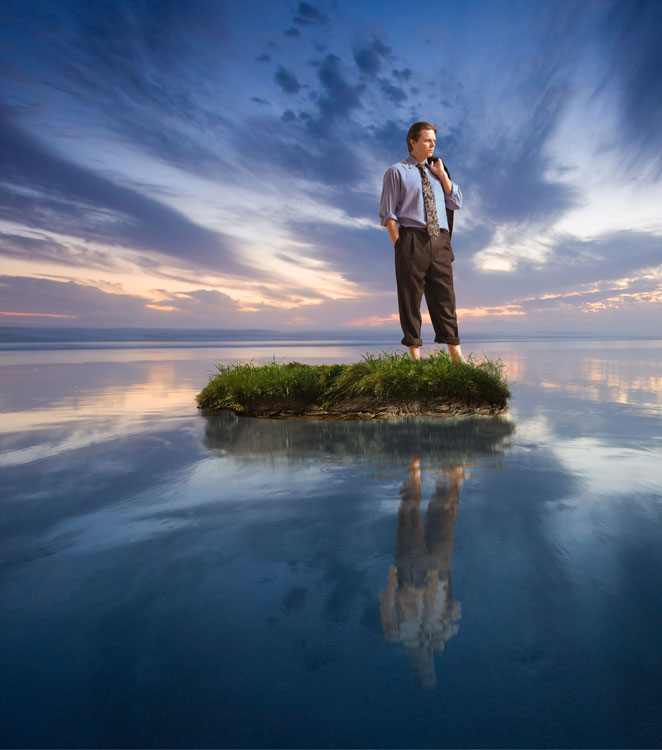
xmin=242 ymin=49 xmax=377 ymax=186
xmin=274 ymin=66 xmax=302 ymax=94
xmin=293 ymin=2 xmax=329 ymax=26
xmin=2 ymin=0 xmax=235 ymax=179
xmin=314 ymin=54 xmax=364 ymax=122
xmin=354 ymin=38 xmax=392 ymax=77
xmin=371 ymin=39 xmax=392 ymax=58
xmin=284 ymin=27 xmax=301 ymax=38
xmin=434 ymin=4 xmax=591 ymax=235
xmin=367 ymin=120 xmax=408 ymax=160
xmin=0 ymin=274 xmax=367 ymax=330
xmin=378 ymin=79 xmax=407 ymax=105
xmin=0 ymin=275 xmax=243 ymax=327
xmin=246 ymin=110 xmax=364 ymax=187
xmin=393 ymin=68 xmax=412 ymax=82
xmin=471 ymin=85 xmax=581 ymax=226
xmin=40 ymin=1 xmax=228 ymax=119
xmin=0 ymin=109 xmax=251 ymax=277
xmin=0 ymin=232 xmax=117 ymax=271
xmin=455 ymin=229 xmax=662 ymax=312
xmin=109 ymin=115 xmax=235 ymax=180
xmin=354 ymin=47 xmax=381 ymax=76
xmin=599 ymin=0 xmax=662 ymax=175
xmin=279 ymin=220 xmax=394 ymax=290
xmin=243 ymin=54 xmax=368 ymax=188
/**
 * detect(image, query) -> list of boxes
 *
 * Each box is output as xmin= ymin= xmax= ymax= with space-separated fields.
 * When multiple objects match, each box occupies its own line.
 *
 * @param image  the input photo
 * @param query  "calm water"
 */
xmin=1 ymin=339 xmax=661 ymax=748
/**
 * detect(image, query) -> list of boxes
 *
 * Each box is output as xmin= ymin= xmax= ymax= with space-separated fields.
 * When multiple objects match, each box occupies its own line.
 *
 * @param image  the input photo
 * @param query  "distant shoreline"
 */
xmin=1 ymin=326 xmax=658 ymax=349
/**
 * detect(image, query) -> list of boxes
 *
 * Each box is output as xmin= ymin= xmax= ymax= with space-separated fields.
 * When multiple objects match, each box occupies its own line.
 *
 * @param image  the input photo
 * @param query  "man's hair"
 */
xmin=406 ymin=121 xmax=438 ymax=152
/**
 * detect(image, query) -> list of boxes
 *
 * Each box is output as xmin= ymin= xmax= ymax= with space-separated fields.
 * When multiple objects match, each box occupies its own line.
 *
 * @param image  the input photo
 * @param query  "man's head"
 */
xmin=407 ymin=121 xmax=437 ymax=163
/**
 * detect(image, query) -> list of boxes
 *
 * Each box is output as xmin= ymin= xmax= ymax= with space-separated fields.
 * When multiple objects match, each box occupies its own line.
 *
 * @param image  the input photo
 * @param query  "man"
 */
xmin=380 ymin=121 xmax=464 ymax=362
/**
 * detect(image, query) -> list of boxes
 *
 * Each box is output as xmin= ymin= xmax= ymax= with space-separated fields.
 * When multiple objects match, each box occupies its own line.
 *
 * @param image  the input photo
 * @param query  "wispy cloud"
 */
xmin=0 ymin=108 xmax=249 ymax=276
xmin=598 ymin=0 xmax=662 ymax=176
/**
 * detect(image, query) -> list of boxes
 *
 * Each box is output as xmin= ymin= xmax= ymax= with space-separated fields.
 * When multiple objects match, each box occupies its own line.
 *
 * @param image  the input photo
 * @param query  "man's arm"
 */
xmin=430 ymin=157 xmax=462 ymax=210
xmin=385 ymin=218 xmax=399 ymax=246
xmin=380 ymin=167 xmax=401 ymax=245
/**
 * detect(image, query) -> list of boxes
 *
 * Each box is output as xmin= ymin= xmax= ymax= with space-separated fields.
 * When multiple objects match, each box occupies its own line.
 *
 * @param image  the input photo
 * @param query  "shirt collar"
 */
xmin=403 ymin=154 xmax=428 ymax=169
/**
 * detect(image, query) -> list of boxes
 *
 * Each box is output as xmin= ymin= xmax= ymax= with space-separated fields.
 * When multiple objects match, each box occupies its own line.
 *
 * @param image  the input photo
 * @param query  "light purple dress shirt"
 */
xmin=379 ymin=154 xmax=462 ymax=231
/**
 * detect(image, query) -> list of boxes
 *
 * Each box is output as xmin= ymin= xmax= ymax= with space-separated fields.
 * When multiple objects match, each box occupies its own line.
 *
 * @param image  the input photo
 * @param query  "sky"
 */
xmin=1 ymin=0 xmax=661 ymax=336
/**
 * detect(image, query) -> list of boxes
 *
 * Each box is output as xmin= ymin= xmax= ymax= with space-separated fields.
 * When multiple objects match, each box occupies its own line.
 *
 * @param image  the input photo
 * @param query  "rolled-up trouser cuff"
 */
xmin=401 ymin=336 xmax=423 ymax=347
xmin=434 ymin=336 xmax=460 ymax=345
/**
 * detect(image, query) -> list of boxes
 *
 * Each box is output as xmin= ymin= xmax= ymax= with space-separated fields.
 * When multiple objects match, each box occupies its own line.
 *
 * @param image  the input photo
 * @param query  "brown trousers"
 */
xmin=394 ymin=226 xmax=460 ymax=347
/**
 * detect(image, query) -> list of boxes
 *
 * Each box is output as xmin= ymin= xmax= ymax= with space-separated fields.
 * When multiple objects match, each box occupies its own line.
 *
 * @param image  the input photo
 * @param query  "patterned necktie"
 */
xmin=416 ymin=163 xmax=440 ymax=239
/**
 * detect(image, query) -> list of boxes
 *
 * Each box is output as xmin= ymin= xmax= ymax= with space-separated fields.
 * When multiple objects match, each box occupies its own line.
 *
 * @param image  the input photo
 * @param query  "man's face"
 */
xmin=410 ymin=129 xmax=436 ymax=163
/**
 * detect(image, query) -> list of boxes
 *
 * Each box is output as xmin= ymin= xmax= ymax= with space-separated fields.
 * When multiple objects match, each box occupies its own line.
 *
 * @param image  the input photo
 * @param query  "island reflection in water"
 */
xmin=203 ymin=411 xmax=514 ymax=688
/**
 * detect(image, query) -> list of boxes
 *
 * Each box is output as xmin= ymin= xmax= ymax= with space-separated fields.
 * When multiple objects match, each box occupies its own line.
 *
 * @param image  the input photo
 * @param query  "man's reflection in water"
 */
xmin=202 ymin=412 xmax=514 ymax=688
xmin=380 ymin=457 xmax=464 ymax=689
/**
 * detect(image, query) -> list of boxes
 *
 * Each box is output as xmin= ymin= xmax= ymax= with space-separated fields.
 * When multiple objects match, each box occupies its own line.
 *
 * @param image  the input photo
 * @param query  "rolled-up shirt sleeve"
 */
xmin=379 ymin=167 xmax=400 ymax=226
xmin=445 ymin=182 xmax=462 ymax=211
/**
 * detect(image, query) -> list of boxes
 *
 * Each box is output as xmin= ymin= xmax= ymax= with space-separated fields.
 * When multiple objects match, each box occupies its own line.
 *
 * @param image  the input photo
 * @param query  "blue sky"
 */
xmin=1 ymin=0 xmax=660 ymax=335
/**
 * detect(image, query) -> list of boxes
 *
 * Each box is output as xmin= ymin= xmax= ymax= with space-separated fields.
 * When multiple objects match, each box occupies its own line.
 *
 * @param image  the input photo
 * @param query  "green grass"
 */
xmin=196 ymin=351 xmax=510 ymax=415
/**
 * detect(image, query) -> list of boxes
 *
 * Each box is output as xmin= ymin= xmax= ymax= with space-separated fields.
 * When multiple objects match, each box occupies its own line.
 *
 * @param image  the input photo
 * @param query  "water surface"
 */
xmin=1 ymin=340 xmax=661 ymax=748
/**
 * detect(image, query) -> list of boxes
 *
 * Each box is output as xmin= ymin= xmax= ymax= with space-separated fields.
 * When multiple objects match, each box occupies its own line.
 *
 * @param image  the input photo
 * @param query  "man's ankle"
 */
xmin=448 ymin=344 xmax=466 ymax=363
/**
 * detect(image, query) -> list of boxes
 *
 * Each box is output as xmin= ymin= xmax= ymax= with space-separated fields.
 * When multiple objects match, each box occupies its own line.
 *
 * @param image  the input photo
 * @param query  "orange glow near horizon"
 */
xmin=347 ymin=305 xmax=526 ymax=327
xmin=0 ymin=311 xmax=77 ymax=319
xmin=457 ymin=305 xmax=526 ymax=318
xmin=346 ymin=313 xmax=400 ymax=327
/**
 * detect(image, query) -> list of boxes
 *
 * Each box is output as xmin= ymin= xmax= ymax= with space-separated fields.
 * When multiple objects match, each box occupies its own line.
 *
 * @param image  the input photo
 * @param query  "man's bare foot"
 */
xmin=448 ymin=344 xmax=466 ymax=363
xmin=408 ymin=345 xmax=421 ymax=360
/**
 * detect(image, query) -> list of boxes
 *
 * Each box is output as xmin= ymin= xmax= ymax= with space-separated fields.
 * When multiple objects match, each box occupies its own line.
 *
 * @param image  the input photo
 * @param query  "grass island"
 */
xmin=197 ymin=351 xmax=510 ymax=420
